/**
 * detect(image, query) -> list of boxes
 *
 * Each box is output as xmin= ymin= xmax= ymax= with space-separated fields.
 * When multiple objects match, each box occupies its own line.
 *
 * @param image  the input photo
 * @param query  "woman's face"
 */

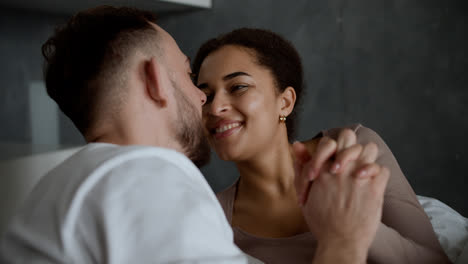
xmin=197 ymin=45 xmax=287 ymax=161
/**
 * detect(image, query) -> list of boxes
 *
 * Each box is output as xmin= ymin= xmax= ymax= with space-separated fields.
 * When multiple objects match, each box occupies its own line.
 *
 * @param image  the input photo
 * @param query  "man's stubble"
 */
xmin=171 ymin=78 xmax=211 ymax=168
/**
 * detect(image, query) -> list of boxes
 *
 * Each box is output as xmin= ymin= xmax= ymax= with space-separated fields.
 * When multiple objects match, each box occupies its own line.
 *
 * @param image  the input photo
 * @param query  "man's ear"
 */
xmin=279 ymin=86 xmax=297 ymax=116
xmin=145 ymin=57 xmax=168 ymax=107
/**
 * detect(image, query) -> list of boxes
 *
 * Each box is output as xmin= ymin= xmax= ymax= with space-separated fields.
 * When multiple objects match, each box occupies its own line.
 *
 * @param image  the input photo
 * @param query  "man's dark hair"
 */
xmin=42 ymin=6 xmax=159 ymax=135
xmin=192 ymin=28 xmax=304 ymax=142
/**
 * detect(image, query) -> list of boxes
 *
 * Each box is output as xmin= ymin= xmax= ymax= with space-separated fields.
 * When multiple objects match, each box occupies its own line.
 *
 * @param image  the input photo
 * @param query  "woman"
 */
xmin=192 ymin=28 xmax=450 ymax=264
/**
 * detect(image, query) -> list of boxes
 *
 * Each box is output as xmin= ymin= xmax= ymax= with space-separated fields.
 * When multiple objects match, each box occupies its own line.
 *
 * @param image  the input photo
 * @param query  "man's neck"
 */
xmin=86 ymin=122 xmax=177 ymax=149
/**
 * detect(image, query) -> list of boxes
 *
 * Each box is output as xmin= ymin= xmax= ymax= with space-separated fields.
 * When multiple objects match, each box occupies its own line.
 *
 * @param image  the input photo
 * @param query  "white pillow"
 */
xmin=418 ymin=195 xmax=468 ymax=263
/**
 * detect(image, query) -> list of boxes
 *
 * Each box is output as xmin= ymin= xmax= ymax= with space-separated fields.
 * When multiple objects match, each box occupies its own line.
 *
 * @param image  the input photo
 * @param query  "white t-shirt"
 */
xmin=0 ymin=143 xmax=249 ymax=263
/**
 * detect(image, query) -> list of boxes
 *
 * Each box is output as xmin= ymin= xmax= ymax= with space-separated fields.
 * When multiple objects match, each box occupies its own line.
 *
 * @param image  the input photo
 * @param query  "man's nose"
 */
xmin=198 ymin=88 xmax=207 ymax=106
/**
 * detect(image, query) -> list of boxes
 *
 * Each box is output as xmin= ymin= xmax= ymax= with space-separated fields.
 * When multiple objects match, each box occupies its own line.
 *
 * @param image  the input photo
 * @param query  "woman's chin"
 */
xmin=209 ymin=139 xmax=239 ymax=161
xmin=216 ymin=152 xmax=236 ymax=161
xmin=213 ymin=148 xmax=240 ymax=162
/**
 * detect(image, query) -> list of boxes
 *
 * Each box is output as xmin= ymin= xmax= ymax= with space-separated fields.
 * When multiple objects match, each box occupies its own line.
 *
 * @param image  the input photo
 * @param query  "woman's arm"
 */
xmin=353 ymin=125 xmax=451 ymax=264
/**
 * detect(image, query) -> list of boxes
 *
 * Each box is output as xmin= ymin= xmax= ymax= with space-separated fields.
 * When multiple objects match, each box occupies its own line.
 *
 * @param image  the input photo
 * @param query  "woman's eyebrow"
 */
xmin=223 ymin=71 xmax=251 ymax=81
xmin=197 ymin=71 xmax=251 ymax=88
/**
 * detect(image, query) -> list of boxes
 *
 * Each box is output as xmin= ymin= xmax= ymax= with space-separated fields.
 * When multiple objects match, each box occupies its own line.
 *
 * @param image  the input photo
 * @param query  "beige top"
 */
xmin=217 ymin=124 xmax=450 ymax=264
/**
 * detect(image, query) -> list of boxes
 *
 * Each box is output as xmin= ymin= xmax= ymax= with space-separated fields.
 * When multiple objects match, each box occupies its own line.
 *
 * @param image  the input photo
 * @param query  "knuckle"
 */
xmin=381 ymin=166 xmax=390 ymax=176
xmin=382 ymin=167 xmax=391 ymax=180
xmin=325 ymin=138 xmax=337 ymax=148
xmin=366 ymin=164 xmax=379 ymax=176
xmin=353 ymin=143 xmax=363 ymax=150
xmin=335 ymin=149 xmax=348 ymax=161
xmin=350 ymin=144 xmax=363 ymax=156
xmin=365 ymin=142 xmax=379 ymax=153
xmin=372 ymin=163 xmax=381 ymax=171
xmin=339 ymin=144 xmax=361 ymax=160
xmin=318 ymin=136 xmax=330 ymax=147
xmin=340 ymin=129 xmax=357 ymax=141
xmin=340 ymin=128 xmax=355 ymax=138
xmin=318 ymin=139 xmax=337 ymax=156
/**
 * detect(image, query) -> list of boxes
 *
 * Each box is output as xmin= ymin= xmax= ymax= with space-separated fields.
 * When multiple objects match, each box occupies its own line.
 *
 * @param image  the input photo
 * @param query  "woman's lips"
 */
xmin=212 ymin=122 xmax=243 ymax=139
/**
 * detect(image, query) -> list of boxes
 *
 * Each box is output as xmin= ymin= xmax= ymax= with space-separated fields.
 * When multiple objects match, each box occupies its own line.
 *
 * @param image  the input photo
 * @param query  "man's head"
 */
xmin=42 ymin=6 xmax=159 ymax=135
xmin=42 ymin=6 xmax=210 ymax=166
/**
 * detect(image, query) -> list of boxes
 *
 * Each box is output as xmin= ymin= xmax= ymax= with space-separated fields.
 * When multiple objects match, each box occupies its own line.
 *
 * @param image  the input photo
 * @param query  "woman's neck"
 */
xmin=235 ymin=135 xmax=296 ymax=200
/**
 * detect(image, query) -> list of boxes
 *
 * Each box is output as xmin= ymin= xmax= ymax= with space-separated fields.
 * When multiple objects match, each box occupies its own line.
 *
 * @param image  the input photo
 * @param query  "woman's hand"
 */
xmin=292 ymin=129 xmax=390 ymax=263
xmin=293 ymin=129 xmax=378 ymax=205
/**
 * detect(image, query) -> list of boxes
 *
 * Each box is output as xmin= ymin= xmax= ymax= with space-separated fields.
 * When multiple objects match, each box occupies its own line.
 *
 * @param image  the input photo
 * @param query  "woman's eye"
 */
xmin=231 ymin=84 xmax=248 ymax=92
xmin=201 ymin=90 xmax=214 ymax=103
xmin=205 ymin=93 xmax=214 ymax=103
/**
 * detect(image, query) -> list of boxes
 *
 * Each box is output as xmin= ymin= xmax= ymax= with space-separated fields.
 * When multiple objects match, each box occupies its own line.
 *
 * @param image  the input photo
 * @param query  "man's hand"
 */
xmin=293 ymin=129 xmax=372 ymax=205
xmin=291 ymin=129 xmax=390 ymax=263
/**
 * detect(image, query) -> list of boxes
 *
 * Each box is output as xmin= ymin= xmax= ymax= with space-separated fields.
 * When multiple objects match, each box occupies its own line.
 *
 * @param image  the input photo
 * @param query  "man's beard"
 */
xmin=171 ymin=81 xmax=211 ymax=168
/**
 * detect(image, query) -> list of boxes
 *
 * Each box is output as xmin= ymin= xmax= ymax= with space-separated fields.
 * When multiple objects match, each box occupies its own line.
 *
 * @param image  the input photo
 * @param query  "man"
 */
xmin=0 ymin=6 xmax=388 ymax=264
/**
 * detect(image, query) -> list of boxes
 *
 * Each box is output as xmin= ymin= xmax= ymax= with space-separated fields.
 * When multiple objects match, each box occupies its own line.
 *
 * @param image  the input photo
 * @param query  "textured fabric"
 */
xmin=1 ymin=143 xmax=248 ymax=264
xmin=217 ymin=124 xmax=451 ymax=264
xmin=418 ymin=195 xmax=468 ymax=263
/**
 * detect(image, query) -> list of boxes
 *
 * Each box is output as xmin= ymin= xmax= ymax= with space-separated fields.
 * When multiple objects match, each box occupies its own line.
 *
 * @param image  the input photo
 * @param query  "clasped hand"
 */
xmin=292 ymin=129 xmax=390 ymax=259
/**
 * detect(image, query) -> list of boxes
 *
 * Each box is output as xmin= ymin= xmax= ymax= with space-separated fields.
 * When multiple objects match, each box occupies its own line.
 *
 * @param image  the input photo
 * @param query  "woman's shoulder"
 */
xmin=322 ymin=123 xmax=386 ymax=146
xmin=321 ymin=123 xmax=362 ymax=137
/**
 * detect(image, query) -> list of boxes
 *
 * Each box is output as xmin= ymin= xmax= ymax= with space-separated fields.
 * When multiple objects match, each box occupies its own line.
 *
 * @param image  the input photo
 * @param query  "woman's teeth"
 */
xmin=215 ymin=123 xmax=241 ymax=133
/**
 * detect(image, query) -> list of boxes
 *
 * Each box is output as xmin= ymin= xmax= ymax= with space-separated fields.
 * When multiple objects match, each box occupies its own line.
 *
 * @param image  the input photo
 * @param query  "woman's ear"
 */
xmin=279 ymin=86 xmax=297 ymax=116
xmin=145 ymin=57 xmax=168 ymax=108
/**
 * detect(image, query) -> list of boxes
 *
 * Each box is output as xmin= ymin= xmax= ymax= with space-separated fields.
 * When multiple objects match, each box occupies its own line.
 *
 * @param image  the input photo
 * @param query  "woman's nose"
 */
xmin=209 ymin=92 xmax=230 ymax=116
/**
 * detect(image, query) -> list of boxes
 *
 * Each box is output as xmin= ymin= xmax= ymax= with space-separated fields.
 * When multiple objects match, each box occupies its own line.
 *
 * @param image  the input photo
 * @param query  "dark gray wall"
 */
xmin=0 ymin=0 xmax=467 ymax=215
xmin=159 ymin=0 xmax=468 ymax=215
xmin=0 ymin=8 xmax=84 ymax=158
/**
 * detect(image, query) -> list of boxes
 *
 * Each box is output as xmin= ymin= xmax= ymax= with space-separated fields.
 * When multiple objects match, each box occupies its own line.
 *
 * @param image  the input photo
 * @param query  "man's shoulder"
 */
xmin=1 ymin=144 xmax=240 ymax=264
xmin=47 ymin=143 xmax=198 ymax=183
xmin=41 ymin=143 xmax=203 ymax=200
xmin=21 ymin=144 xmax=203 ymax=224
xmin=6 ymin=143 xmax=207 ymax=238
xmin=71 ymin=143 xmax=195 ymax=171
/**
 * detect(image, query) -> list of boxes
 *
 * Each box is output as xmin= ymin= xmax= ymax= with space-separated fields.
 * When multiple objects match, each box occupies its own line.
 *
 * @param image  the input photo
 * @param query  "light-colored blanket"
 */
xmin=418 ymin=195 xmax=468 ymax=263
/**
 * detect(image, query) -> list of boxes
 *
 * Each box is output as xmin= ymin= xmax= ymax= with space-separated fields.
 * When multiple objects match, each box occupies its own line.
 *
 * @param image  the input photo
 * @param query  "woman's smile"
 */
xmin=212 ymin=121 xmax=243 ymax=139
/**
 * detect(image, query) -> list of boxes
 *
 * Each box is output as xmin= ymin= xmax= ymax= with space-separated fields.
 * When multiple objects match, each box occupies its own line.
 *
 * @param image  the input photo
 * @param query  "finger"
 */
xmin=309 ymin=137 xmax=337 ymax=180
xmin=373 ymin=166 xmax=390 ymax=196
xmin=358 ymin=142 xmax=379 ymax=164
xmin=301 ymin=139 xmax=318 ymax=158
xmin=292 ymin=141 xmax=311 ymax=165
xmin=354 ymin=163 xmax=381 ymax=179
xmin=336 ymin=129 xmax=357 ymax=152
xmin=330 ymin=144 xmax=363 ymax=174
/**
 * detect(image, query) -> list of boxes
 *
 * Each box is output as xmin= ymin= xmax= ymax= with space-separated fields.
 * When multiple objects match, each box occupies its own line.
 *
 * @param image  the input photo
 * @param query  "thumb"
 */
xmin=292 ymin=141 xmax=311 ymax=164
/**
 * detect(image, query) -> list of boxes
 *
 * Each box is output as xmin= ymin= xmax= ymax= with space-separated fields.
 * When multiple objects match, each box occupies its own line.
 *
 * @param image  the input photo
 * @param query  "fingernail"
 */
xmin=330 ymin=163 xmax=340 ymax=174
xmin=359 ymin=169 xmax=367 ymax=178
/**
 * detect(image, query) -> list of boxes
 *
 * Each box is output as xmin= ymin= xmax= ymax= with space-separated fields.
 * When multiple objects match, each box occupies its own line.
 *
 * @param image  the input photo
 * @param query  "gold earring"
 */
xmin=279 ymin=115 xmax=287 ymax=123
